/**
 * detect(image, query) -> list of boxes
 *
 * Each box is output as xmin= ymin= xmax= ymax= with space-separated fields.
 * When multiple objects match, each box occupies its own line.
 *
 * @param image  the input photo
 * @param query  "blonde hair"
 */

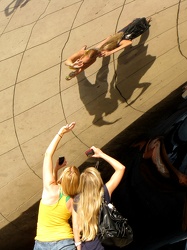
xmin=99 ymin=32 xmax=124 ymax=51
xmin=83 ymin=48 xmax=99 ymax=59
xmin=76 ymin=167 xmax=104 ymax=241
xmin=59 ymin=166 xmax=80 ymax=197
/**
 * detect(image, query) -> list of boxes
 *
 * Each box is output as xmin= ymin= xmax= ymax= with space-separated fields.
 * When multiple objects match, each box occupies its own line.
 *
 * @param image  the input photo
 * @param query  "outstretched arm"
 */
xmin=42 ymin=122 xmax=76 ymax=191
xmin=90 ymin=146 xmax=125 ymax=197
xmin=100 ymin=39 xmax=132 ymax=57
xmin=95 ymin=36 xmax=113 ymax=49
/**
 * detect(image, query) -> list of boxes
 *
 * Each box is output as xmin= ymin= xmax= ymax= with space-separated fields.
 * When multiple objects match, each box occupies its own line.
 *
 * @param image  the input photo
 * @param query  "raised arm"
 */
xmin=42 ymin=122 xmax=76 ymax=191
xmin=90 ymin=146 xmax=125 ymax=197
xmin=95 ymin=36 xmax=113 ymax=49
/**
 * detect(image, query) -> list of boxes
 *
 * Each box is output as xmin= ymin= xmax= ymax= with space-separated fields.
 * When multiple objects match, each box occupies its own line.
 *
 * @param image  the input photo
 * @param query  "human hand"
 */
xmin=72 ymin=59 xmax=84 ymax=68
xmin=89 ymin=146 xmax=104 ymax=158
xmin=58 ymin=122 xmax=76 ymax=136
xmin=53 ymin=157 xmax=67 ymax=182
xmin=55 ymin=157 xmax=67 ymax=171
xmin=97 ymin=51 xmax=103 ymax=58
xmin=99 ymin=50 xmax=111 ymax=57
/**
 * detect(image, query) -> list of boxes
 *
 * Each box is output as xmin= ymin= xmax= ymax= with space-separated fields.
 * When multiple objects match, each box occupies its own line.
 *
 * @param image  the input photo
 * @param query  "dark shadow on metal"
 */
xmin=77 ymin=56 xmax=121 ymax=126
xmin=76 ymin=29 xmax=154 ymax=126
xmin=112 ymin=29 xmax=156 ymax=107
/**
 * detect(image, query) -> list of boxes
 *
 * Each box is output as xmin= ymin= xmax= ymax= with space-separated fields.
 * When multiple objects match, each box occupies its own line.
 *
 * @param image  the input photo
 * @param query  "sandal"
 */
xmin=65 ymin=76 xmax=72 ymax=81
xmin=65 ymin=71 xmax=76 ymax=81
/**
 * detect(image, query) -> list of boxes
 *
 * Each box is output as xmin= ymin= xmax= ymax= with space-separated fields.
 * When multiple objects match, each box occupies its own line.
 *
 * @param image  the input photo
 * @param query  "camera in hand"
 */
xmin=85 ymin=149 xmax=94 ymax=157
xmin=59 ymin=156 xmax=65 ymax=165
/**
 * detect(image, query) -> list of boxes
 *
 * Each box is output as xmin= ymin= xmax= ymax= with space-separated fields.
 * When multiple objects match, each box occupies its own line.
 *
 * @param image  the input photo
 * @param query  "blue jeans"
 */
xmin=33 ymin=239 xmax=76 ymax=250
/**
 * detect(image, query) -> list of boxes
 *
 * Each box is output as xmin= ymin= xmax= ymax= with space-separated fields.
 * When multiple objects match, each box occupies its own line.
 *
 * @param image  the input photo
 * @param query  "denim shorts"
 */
xmin=33 ymin=239 xmax=76 ymax=250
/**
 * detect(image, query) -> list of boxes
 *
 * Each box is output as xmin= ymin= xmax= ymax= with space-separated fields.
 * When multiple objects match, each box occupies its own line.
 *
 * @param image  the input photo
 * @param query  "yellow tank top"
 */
xmin=35 ymin=193 xmax=73 ymax=242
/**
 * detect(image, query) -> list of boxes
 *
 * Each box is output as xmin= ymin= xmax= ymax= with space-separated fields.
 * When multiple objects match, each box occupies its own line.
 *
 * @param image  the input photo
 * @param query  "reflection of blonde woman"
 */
xmin=98 ymin=17 xmax=151 ymax=57
xmin=72 ymin=146 xmax=126 ymax=250
xmin=34 ymin=122 xmax=80 ymax=250
xmin=65 ymin=17 xmax=151 ymax=81
xmin=65 ymin=47 xmax=99 ymax=80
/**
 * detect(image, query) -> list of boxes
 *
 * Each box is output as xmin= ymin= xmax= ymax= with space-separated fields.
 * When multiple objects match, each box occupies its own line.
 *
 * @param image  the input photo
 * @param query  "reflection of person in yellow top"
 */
xmin=65 ymin=46 xmax=99 ymax=80
xmin=34 ymin=122 xmax=80 ymax=250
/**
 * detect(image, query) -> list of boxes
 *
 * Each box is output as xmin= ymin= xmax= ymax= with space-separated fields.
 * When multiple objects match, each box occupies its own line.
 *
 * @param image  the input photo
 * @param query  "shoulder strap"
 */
xmin=103 ymin=185 xmax=110 ymax=203
xmin=66 ymin=196 xmax=70 ymax=202
xmin=59 ymin=185 xmax=70 ymax=202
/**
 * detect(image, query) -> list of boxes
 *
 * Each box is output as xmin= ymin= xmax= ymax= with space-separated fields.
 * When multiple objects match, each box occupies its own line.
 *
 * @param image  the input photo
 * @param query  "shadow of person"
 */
xmin=111 ymin=29 xmax=156 ymax=106
xmin=4 ymin=0 xmax=29 ymax=16
xmin=76 ymin=56 xmax=121 ymax=126
xmin=76 ymin=29 xmax=155 ymax=126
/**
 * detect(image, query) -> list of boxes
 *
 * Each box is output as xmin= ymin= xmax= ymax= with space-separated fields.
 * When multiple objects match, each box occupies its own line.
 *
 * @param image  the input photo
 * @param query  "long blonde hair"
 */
xmin=59 ymin=166 xmax=80 ymax=197
xmin=76 ymin=167 xmax=104 ymax=241
xmin=84 ymin=48 xmax=99 ymax=58
xmin=99 ymin=32 xmax=124 ymax=51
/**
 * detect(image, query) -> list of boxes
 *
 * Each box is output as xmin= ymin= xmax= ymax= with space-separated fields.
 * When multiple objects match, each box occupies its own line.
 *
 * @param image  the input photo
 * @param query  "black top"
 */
xmin=118 ymin=17 xmax=150 ymax=41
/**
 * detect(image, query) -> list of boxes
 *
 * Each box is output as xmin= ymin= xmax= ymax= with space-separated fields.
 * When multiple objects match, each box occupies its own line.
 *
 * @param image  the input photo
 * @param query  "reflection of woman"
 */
xmin=98 ymin=17 xmax=151 ymax=57
xmin=34 ymin=122 xmax=80 ymax=250
xmin=72 ymin=146 xmax=126 ymax=250
xmin=65 ymin=17 xmax=151 ymax=81
xmin=65 ymin=46 xmax=99 ymax=80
